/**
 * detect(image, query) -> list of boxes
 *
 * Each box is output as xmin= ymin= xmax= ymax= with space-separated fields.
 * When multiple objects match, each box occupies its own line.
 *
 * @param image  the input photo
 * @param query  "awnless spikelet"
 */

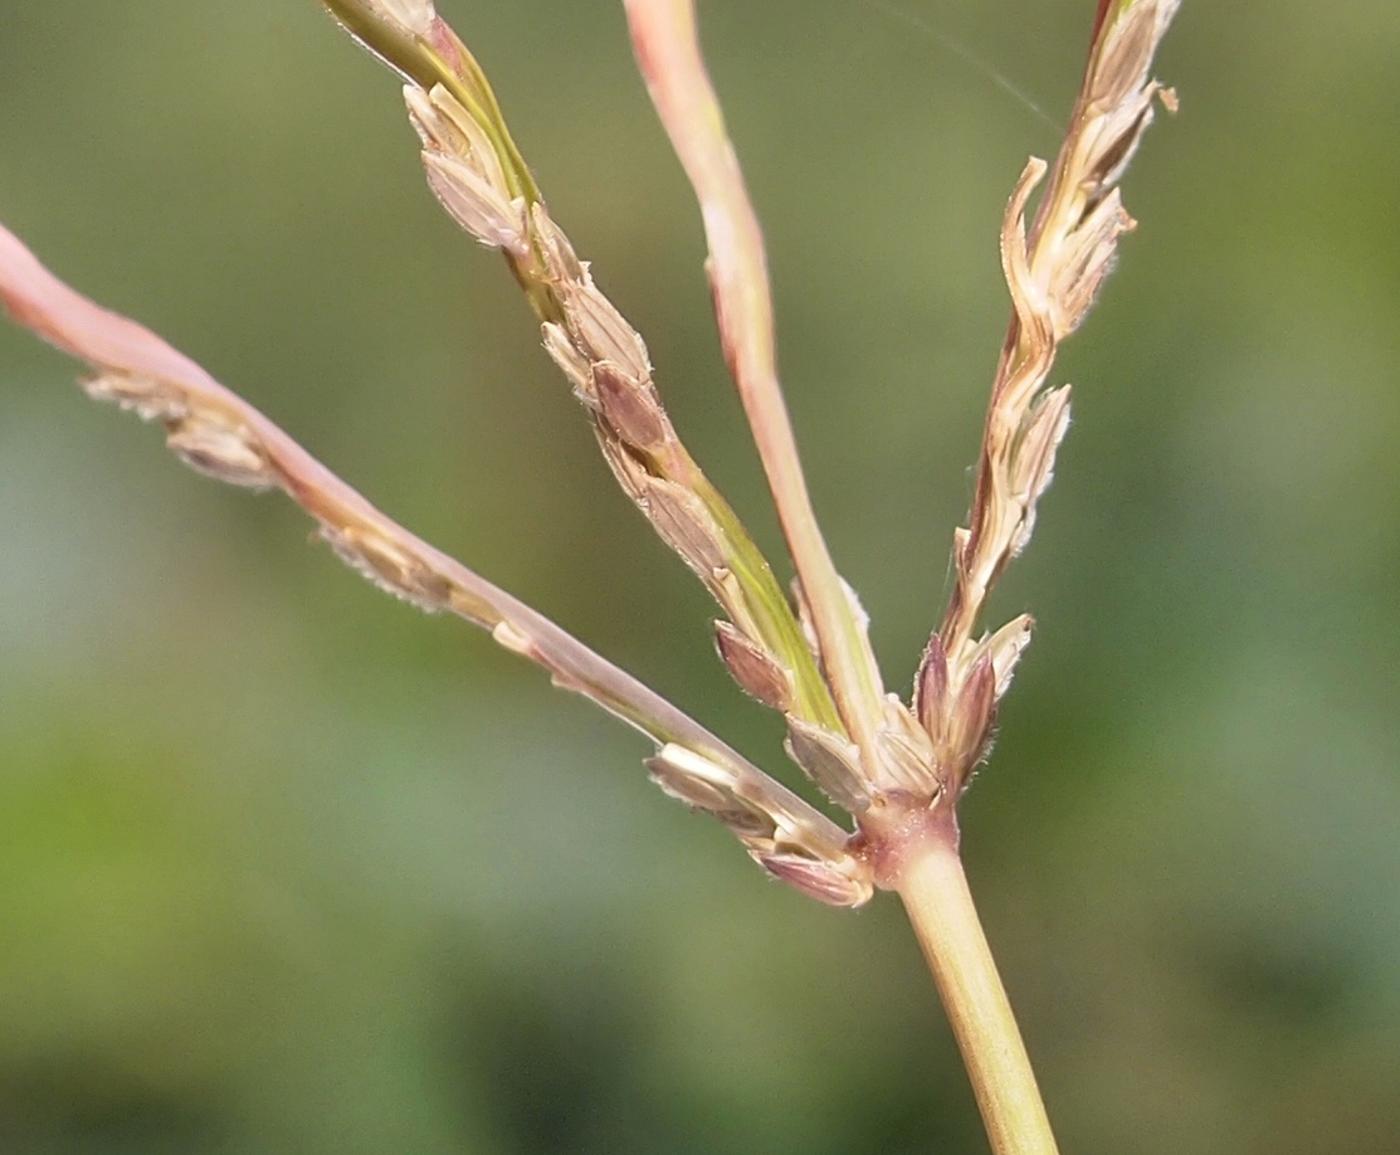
xmin=0 ymin=3 xmax=1180 ymax=1151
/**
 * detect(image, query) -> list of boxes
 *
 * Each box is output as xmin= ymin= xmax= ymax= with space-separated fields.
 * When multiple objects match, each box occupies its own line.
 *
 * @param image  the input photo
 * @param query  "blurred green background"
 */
xmin=1 ymin=2 xmax=1397 ymax=1152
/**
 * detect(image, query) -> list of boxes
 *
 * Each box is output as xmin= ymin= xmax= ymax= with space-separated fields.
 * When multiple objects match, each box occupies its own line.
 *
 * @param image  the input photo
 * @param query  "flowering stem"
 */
xmin=623 ymin=0 xmax=887 ymax=752
xmin=896 ymin=828 xmax=1060 ymax=1155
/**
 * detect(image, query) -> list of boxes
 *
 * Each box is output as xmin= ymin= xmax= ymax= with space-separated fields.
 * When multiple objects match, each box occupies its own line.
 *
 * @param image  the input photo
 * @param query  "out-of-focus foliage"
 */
xmin=1 ymin=2 xmax=1396 ymax=1152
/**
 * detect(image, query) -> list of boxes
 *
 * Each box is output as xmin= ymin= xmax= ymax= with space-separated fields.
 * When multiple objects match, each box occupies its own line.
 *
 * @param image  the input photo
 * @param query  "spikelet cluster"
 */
xmin=403 ymin=71 xmax=958 ymax=857
xmin=921 ymin=0 xmax=1179 ymax=795
xmin=4 ymin=217 xmax=883 ymax=905
xmin=1 ymin=0 xmax=1180 ymax=912
xmin=407 ymin=82 xmax=835 ymax=731
xmin=78 ymin=368 xmax=462 ymax=614
xmin=400 ymin=78 xmax=898 ymax=901
xmin=382 ymin=0 xmax=1178 ymax=870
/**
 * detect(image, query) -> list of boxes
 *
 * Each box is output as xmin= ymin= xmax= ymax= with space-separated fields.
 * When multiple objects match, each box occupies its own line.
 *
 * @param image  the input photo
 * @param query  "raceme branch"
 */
xmin=0 ymin=222 xmax=873 ymax=909
xmin=320 ymin=0 xmax=845 ymax=735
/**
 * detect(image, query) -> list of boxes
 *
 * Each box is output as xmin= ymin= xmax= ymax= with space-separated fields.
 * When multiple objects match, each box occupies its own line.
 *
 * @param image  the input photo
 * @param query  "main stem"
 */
xmin=897 ymin=834 xmax=1060 ymax=1155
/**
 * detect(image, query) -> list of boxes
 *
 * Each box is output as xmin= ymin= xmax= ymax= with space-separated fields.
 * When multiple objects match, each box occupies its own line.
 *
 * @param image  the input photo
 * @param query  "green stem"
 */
xmin=896 ymin=830 xmax=1060 ymax=1155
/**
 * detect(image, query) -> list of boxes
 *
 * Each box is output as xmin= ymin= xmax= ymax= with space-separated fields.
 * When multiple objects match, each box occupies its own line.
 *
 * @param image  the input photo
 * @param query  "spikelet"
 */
xmin=784 ymin=717 xmax=869 ymax=813
xmin=713 ymin=621 xmax=793 ymax=712
xmin=320 ymin=525 xmax=452 ymax=612
xmin=422 ymin=153 xmax=529 ymax=254
xmin=165 ymin=414 xmax=275 ymax=490
xmin=82 ymin=370 xmax=276 ymax=491
xmin=83 ymin=371 xmax=186 ymax=423
xmin=646 ymin=744 xmax=873 ymax=908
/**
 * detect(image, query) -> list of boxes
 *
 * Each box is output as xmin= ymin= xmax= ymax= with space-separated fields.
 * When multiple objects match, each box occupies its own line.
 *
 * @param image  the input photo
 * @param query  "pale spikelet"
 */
xmin=784 ymin=716 xmax=869 ymax=813
xmin=714 ymin=620 xmax=793 ymax=711
xmin=367 ymin=0 xmax=435 ymax=37
xmin=407 ymin=86 xmax=514 ymax=200
xmin=646 ymin=743 xmax=773 ymax=835
xmin=540 ymin=322 xmax=593 ymax=397
xmin=166 ymin=414 xmax=274 ymax=490
xmin=321 ymin=524 xmax=451 ymax=612
xmin=407 ymin=85 xmax=526 ymax=255
xmin=1088 ymin=0 xmax=1180 ymax=112
xmin=973 ymin=614 xmax=1036 ymax=700
xmin=526 ymin=209 xmax=651 ymax=386
xmin=1009 ymin=385 xmax=1073 ymax=557
xmin=645 ymin=744 xmax=873 ymax=907
xmin=1034 ymin=1 xmax=1180 ymax=336
xmin=557 ymin=278 xmax=651 ymax=383
xmin=83 ymin=371 xmax=187 ymax=423
xmin=422 ymin=152 xmax=529 ymax=255
xmin=639 ymin=475 xmax=728 ymax=575
xmin=873 ymin=696 xmax=940 ymax=795
xmin=1048 ymin=194 xmax=1133 ymax=339
xmin=752 ymin=851 xmax=873 ymax=909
